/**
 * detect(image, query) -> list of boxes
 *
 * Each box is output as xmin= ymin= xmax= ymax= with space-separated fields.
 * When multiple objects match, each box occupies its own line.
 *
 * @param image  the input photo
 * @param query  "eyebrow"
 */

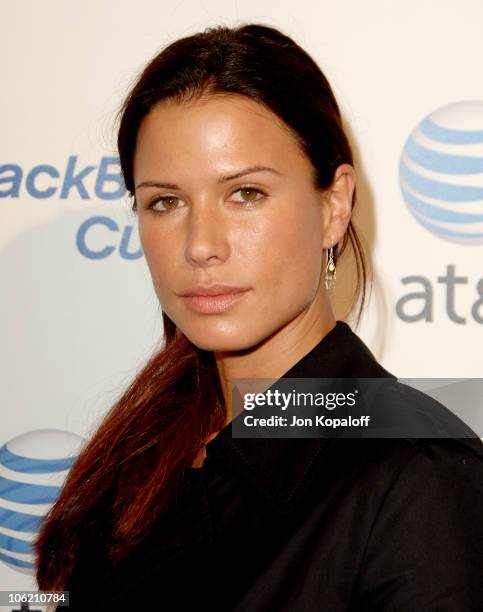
xmin=135 ymin=165 xmax=283 ymax=190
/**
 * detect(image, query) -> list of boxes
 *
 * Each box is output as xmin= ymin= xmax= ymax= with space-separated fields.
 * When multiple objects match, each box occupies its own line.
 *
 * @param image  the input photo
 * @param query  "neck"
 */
xmin=214 ymin=292 xmax=336 ymax=424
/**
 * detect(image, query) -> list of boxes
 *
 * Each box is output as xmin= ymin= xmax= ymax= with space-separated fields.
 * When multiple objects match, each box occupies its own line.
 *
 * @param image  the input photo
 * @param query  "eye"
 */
xmin=145 ymin=185 xmax=266 ymax=213
xmin=230 ymin=186 xmax=267 ymax=206
xmin=147 ymin=195 xmax=183 ymax=213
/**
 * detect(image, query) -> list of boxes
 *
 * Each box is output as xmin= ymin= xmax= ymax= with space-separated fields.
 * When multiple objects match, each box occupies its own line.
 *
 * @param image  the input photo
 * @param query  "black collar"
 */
xmin=205 ymin=320 xmax=397 ymax=515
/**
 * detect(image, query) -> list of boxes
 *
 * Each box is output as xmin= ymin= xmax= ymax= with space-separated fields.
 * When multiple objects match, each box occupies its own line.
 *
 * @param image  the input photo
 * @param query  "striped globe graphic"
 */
xmin=0 ymin=429 xmax=83 ymax=573
xmin=399 ymin=100 xmax=483 ymax=245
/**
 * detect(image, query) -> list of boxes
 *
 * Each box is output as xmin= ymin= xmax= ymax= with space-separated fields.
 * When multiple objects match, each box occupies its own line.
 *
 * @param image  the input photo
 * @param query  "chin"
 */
xmin=181 ymin=325 xmax=261 ymax=353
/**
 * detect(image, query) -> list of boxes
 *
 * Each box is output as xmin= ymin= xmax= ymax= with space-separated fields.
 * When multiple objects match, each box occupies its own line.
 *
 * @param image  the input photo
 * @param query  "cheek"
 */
xmin=243 ymin=208 xmax=322 ymax=293
xmin=138 ymin=223 xmax=176 ymax=295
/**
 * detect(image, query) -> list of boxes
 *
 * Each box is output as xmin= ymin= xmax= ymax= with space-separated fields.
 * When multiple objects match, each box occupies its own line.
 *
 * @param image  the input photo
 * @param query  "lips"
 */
xmin=180 ymin=287 xmax=251 ymax=314
xmin=180 ymin=284 xmax=249 ymax=297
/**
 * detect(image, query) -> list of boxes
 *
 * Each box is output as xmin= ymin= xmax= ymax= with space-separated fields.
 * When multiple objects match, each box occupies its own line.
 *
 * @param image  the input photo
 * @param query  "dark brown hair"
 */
xmin=35 ymin=22 xmax=369 ymax=591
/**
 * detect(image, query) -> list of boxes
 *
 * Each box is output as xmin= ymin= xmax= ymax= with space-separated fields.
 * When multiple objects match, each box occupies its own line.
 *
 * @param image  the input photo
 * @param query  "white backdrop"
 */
xmin=2 ymin=0 xmax=482 ymax=600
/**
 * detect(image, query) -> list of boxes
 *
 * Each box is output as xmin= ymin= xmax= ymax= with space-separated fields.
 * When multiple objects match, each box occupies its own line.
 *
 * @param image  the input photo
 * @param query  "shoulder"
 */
xmin=375 ymin=436 xmax=483 ymax=501
xmin=344 ymin=436 xmax=483 ymax=609
xmin=314 ymin=435 xmax=483 ymax=527
xmin=359 ymin=376 xmax=483 ymax=440
xmin=394 ymin=435 xmax=483 ymax=508
xmin=325 ymin=433 xmax=483 ymax=487
xmin=368 ymin=436 xmax=483 ymax=553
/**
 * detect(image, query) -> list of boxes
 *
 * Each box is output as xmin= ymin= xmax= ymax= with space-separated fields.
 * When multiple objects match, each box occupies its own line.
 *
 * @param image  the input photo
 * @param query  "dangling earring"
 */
xmin=325 ymin=245 xmax=336 ymax=291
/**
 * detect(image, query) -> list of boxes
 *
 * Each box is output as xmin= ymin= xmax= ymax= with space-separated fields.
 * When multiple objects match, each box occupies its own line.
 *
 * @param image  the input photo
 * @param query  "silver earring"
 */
xmin=325 ymin=245 xmax=336 ymax=291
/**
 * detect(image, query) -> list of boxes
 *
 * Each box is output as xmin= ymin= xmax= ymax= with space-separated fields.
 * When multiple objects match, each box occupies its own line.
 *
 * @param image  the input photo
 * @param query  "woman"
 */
xmin=35 ymin=23 xmax=483 ymax=611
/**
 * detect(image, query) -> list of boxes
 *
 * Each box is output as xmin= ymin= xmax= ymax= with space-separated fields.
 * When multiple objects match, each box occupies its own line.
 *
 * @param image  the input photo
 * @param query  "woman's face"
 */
xmin=133 ymin=94 xmax=341 ymax=352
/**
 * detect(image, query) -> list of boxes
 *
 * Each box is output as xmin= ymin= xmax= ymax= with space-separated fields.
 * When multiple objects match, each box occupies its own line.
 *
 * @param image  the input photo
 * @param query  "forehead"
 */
xmin=133 ymin=93 xmax=312 ymax=182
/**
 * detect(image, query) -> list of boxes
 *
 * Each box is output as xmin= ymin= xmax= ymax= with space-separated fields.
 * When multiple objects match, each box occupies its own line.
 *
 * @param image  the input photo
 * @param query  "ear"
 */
xmin=320 ymin=163 xmax=356 ymax=249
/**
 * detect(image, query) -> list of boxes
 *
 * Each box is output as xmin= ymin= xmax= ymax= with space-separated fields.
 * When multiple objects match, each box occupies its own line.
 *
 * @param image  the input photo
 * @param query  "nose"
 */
xmin=184 ymin=200 xmax=230 ymax=267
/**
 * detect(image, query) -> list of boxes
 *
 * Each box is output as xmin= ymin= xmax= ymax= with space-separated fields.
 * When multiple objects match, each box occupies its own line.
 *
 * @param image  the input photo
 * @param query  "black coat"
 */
xmin=59 ymin=320 xmax=483 ymax=611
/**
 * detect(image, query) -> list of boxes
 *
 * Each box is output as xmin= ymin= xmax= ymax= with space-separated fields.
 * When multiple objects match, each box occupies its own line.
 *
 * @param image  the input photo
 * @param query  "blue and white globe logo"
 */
xmin=399 ymin=100 xmax=483 ymax=245
xmin=0 ymin=429 xmax=84 ymax=574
